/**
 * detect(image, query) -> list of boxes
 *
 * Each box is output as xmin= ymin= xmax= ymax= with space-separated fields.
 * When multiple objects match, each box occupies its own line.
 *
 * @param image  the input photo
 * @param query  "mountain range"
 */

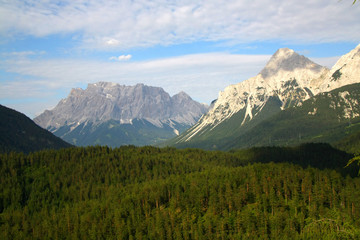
xmin=167 ymin=44 xmax=360 ymax=151
xmin=34 ymin=83 xmax=208 ymax=147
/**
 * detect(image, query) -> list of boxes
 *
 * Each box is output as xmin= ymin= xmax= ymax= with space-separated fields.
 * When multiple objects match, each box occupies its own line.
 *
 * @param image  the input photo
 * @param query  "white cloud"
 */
xmin=106 ymin=39 xmax=120 ymax=46
xmin=110 ymin=54 xmax=132 ymax=61
xmin=0 ymin=0 xmax=359 ymax=49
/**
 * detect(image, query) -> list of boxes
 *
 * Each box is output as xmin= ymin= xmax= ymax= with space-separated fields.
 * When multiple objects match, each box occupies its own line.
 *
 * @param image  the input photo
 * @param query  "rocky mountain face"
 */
xmin=170 ymin=44 xmax=360 ymax=149
xmin=34 ymin=83 xmax=208 ymax=147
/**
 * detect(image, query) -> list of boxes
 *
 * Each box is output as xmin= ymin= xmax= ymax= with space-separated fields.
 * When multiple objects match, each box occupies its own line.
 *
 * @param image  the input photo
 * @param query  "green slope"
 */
xmin=335 ymin=130 xmax=360 ymax=154
xmin=0 ymin=105 xmax=72 ymax=153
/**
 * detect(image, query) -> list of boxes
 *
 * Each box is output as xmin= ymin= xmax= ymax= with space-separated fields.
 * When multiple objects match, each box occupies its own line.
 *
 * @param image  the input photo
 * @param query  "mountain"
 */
xmin=34 ymin=82 xmax=208 ymax=147
xmin=220 ymin=83 xmax=360 ymax=150
xmin=313 ymin=43 xmax=360 ymax=93
xmin=0 ymin=104 xmax=72 ymax=153
xmin=168 ymin=44 xmax=360 ymax=150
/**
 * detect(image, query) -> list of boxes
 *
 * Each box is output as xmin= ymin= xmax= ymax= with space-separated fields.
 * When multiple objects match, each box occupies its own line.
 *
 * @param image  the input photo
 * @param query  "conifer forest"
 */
xmin=1 ymin=144 xmax=360 ymax=239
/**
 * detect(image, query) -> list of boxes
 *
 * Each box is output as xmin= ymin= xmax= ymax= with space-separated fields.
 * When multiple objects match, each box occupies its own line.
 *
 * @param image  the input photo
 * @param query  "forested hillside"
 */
xmin=1 ymin=144 xmax=359 ymax=239
xmin=0 ymin=105 xmax=72 ymax=153
xmin=336 ymin=130 xmax=360 ymax=154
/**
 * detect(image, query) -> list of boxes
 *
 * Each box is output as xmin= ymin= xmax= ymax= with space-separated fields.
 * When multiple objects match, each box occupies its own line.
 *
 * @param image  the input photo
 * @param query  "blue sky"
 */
xmin=0 ymin=0 xmax=359 ymax=118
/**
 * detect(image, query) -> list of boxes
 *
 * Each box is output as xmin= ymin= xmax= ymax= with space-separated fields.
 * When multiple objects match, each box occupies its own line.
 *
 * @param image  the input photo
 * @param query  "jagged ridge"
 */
xmin=34 ymin=82 xmax=208 ymax=147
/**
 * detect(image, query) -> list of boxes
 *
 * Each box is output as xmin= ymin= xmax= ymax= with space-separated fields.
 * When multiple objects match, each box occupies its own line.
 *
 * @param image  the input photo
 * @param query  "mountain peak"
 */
xmin=274 ymin=47 xmax=295 ymax=57
xmin=69 ymin=87 xmax=84 ymax=98
xmin=173 ymin=91 xmax=191 ymax=99
xmin=91 ymin=82 xmax=119 ymax=88
xmin=260 ymin=48 xmax=324 ymax=79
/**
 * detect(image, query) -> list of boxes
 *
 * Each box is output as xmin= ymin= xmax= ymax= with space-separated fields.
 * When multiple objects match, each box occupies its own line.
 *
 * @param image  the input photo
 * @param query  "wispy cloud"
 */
xmin=2 ymin=51 xmax=46 ymax=58
xmin=1 ymin=0 xmax=358 ymax=50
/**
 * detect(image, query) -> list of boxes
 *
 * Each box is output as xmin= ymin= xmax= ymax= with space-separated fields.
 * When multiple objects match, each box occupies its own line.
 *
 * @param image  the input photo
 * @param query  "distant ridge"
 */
xmin=0 ymin=105 xmax=72 ymax=153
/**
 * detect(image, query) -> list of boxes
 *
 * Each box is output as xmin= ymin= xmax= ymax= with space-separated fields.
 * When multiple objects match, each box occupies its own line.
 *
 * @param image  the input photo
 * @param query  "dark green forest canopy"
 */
xmin=1 ymin=144 xmax=360 ymax=239
xmin=0 ymin=105 xmax=72 ymax=153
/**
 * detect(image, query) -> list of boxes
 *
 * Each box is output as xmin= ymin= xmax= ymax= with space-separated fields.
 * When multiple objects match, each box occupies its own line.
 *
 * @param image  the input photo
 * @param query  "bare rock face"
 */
xmin=34 ymin=83 xmax=208 ymax=146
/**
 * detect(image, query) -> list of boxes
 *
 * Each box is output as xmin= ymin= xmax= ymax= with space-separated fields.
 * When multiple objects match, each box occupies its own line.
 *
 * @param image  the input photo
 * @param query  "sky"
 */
xmin=0 ymin=0 xmax=359 ymax=118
